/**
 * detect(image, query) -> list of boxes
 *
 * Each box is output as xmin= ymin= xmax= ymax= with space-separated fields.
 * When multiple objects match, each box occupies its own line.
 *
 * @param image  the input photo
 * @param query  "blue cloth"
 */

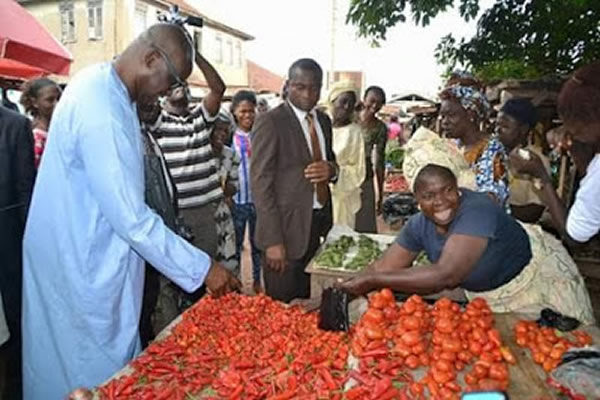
xmin=396 ymin=189 xmax=531 ymax=291
xmin=22 ymin=63 xmax=211 ymax=400
xmin=232 ymin=129 xmax=253 ymax=205
xmin=232 ymin=203 xmax=261 ymax=283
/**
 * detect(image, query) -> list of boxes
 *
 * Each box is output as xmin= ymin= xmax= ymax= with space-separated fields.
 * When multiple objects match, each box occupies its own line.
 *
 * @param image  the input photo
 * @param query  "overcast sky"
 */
xmin=190 ymin=0 xmax=495 ymax=98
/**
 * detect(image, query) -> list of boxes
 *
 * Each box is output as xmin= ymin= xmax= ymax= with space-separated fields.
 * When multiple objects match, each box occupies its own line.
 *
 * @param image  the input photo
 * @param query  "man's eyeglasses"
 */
xmin=146 ymin=38 xmax=188 ymax=91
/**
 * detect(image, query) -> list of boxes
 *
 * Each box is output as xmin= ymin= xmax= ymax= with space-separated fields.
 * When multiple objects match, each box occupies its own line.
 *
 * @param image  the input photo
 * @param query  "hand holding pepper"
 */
xmin=204 ymin=260 xmax=241 ymax=297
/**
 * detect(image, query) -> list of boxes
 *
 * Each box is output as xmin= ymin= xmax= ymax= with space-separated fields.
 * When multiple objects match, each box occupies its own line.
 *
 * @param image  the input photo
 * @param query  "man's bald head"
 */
xmin=115 ymin=23 xmax=195 ymax=106
xmin=141 ymin=23 xmax=194 ymax=78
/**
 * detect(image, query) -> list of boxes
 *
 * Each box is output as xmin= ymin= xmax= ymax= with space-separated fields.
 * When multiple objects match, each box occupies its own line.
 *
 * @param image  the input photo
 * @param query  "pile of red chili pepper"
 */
xmin=347 ymin=289 xmax=515 ymax=399
xmin=97 ymin=294 xmax=349 ymax=400
xmin=513 ymin=319 xmax=593 ymax=373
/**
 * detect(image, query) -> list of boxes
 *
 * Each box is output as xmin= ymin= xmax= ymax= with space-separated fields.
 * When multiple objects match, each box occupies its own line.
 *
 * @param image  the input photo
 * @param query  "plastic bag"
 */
xmin=548 ymin=347 xmax=600 ymax=399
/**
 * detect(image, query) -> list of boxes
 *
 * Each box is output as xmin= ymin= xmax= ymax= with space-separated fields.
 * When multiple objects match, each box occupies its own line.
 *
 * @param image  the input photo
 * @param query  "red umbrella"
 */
xmin=0 ymin=0 xmax=72 ymax=79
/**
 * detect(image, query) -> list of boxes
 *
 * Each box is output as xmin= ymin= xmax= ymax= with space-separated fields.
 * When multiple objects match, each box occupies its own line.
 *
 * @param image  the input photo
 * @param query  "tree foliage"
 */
xmin=347 ymin=0 xmax=600 ymax=80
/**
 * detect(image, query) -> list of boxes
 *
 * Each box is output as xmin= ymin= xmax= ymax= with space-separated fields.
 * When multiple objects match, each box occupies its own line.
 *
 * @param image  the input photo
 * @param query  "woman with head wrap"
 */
xmin=511 ymin=61 xmax=600 ymax=246
xmin=496 ymin=98 xmax=552 ymax=223
xmin=439 ymin=71 xmax=510 ymax=209
xmin=340 ymin=162 xmax=594 ymax=325
xmin=327 ymin=81 xmax=366 ymax=229
xmin=356 ymin=86 xmax=388 ymax=232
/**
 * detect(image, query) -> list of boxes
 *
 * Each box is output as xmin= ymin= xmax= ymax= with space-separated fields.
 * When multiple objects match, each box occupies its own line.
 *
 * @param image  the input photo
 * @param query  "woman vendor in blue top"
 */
xmin=341 ymin=163 xmax=594 ymax=324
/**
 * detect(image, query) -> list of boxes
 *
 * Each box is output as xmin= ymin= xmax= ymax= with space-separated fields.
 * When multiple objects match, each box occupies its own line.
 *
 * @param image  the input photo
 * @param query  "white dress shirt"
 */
xmin=288 ymin=101 xmax=327 ymax=209
xmin=567 ymin=154 xmax=600 ymax=242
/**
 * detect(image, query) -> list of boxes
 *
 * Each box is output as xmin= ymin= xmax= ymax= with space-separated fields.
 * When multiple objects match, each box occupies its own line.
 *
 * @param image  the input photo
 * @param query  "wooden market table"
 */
xmin=93 ymin=298 xmax=600 ymax=399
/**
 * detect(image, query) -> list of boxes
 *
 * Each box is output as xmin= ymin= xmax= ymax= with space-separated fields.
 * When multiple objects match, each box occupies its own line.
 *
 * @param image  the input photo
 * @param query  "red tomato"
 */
xmin=371 ymin=294 xmax=387 ymax=309
xmin=434 ymin=360 xmax=453 ymax=372
xmin=488 ymin=329 xmax=502 ymax=347
xmin=458 ymin=350 xmax=472 ymax=363
xmin=435 ymin=297 xmax=453 ymax=310
xmin=469 ymin=341 xmax=483 ymax=356
xmin=470 ymin=297 xmax=488 ymax=309
xmin=440 ymin=351 xmax=457 ymax=362
xmin=489 ymin=363 xmax=508 ymax=381
xmin=401 ymin=331 xmax=421 ymax=346
xmin=432 ymin=368 xmax=452 ymax=384
xmin=402 ymin=301 xmax=416 ymax=315
xmin=403 ymin=316 xmax=421 ymax=331
xmin=445 ymin=381 xmax=461 ymax=393
xmin=514 ymin=320 xmax=529 ymax=334
xmin=464 ymin=372 xmax=478 ymax=385
xmin=380 ymin=288 xmax=395 ymax=304
xmin=392 ymin=343 xmax=412 ymax=358
xmin=412 ymin=342 xmax=426 ymax=355
xmin=442 ymin=338 xmax=462 ymax=353
xmin=472 ymin=328 xmax=488 ymax=344
xmin=405 ymin=355 xmax=419 ymax=369
xmin=363 ymin=308 xmax=384 ymax=324
xmin=383 ymin=307 xmax=399 ymax=321
xmin=473 ymin=364 xmax=489 ymax=379
xmin=436 ymin=318 xmax=454 ymax=334
xmin=365 ymin=327 xmax=384 ymax=340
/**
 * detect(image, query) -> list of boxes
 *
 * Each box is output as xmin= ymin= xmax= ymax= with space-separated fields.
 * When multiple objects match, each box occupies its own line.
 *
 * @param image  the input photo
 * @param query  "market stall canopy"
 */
xmin=0 ymin=0 xmax=72 ymax=79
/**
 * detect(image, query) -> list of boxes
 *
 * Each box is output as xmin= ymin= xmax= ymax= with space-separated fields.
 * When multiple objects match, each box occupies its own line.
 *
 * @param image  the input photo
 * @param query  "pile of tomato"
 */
xmin=98 ymin=294 xmax=349 ymax=400
xmin=513 ymin=319 xmax=593 ymax=373
xmin=348 ymin=289 xmax=515 ymax=399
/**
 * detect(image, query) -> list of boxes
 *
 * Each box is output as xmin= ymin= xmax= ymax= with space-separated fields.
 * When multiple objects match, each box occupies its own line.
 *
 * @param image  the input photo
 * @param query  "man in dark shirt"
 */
xmin=0 ymin=105 xmax=35 ymax=400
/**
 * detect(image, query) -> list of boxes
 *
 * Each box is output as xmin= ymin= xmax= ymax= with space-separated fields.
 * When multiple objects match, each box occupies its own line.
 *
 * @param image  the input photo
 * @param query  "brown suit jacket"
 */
xmin=251 ymin=102 xmax=336 ymax=260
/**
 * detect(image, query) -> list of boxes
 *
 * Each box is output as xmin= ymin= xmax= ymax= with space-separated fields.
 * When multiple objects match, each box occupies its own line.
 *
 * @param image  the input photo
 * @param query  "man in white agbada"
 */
xmin=22 ymin=24 xmax=240 ymax=399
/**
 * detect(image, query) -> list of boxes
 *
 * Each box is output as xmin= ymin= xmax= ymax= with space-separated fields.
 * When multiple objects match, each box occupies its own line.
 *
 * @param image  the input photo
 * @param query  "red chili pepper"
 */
xmin=228 ymin=385 xmax=244 ymax=399
xmin=360 ymin=348 xmax=389 ymax=358
xmin=348 ymin=370 xmax=372 ymax=386
xmin=370 ymin=377 xmax=393 ymax=399
xmin=345 ymin=386 xmax=367 ymax=400
xmin=318 ymin=368 xmax=337 ymax=390
xmin=266 ymin=389 xmax=296 ymax=400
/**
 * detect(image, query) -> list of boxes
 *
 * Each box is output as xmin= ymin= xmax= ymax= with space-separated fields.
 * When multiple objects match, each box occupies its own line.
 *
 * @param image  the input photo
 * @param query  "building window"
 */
xmin=134 ymin=3 xmax=147 ymax=38
xmin=215 ymin=35 xmax=223 ymax=63
xmin=235 ymin=41 xmax=242 ymax=68
xmin=226 ymin=39 xmax=233 ymax=66
xmin=59 ymin=0 xmax=76 ymax=43
xmin=87 ymin=0 xmax=103 ymax=40
xmin=194 ymin=30 xmax=202 ymax=55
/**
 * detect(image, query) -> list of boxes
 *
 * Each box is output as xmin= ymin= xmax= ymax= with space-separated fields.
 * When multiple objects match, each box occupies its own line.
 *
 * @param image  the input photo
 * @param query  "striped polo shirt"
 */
xmin=149 ymin=102 xmax=223 ymax=209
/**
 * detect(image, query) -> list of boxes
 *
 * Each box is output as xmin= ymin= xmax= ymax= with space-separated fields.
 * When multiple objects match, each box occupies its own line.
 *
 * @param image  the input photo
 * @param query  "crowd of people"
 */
xmin=0 ymin=20 xmax=599 ymax=399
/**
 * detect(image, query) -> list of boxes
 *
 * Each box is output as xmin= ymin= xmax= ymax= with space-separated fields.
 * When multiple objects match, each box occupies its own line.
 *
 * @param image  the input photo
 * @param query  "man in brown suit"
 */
xmin=251 ymin=58 xmax=338 ymax=302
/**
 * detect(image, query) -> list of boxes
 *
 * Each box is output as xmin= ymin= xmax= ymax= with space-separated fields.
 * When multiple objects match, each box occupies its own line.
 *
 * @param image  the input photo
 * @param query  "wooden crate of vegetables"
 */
xmin=305 ymin=227 xmax=395 ymax=298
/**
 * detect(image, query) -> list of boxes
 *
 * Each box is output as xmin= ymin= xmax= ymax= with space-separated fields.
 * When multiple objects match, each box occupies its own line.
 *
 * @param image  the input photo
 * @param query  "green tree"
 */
xmin=347 ymin=0 xmax=600 ymax=80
